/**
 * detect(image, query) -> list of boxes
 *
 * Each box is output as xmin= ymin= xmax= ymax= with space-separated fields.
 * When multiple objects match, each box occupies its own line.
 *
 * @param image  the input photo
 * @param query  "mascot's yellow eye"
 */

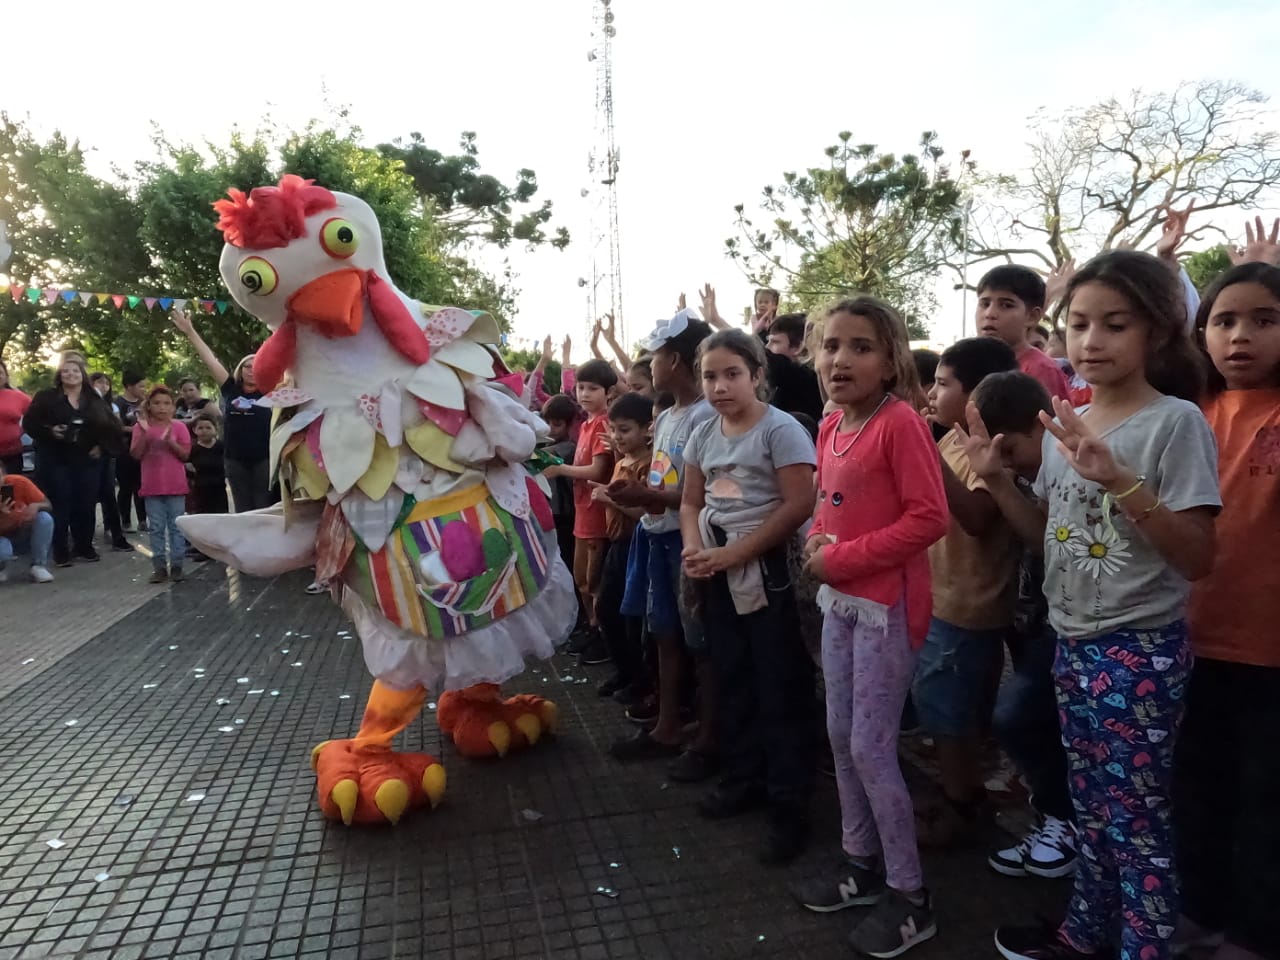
xmin=320 ymin=218 xmax=359 ymax=259
xmin=238 ymin=256 xmax=279 ymax=295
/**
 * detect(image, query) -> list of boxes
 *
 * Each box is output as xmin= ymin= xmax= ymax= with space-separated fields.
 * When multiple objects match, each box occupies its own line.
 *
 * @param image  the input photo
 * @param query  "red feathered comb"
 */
xmin=213 ymin=174 xmax=338 ymax=250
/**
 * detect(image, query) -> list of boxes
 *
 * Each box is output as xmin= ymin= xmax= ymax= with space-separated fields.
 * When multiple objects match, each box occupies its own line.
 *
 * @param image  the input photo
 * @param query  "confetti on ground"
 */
xmin=142 ymin=683 xmax=157 ymax=689
xmin=338 ymin=694 xmax=351 ymax=700
xmin=609 ymin=862 xmax=620 ymax=869
xmin=168 ymin=645 xmax=178 ymax=651
xmin=562 ymin=675 xmax=575 ymax=683
xmin=185 ymin=792 xmax=206 ymax=803
xmin=757 ymin=935 xmax=767 ymax=943
xmin=672 ymin=846 xmax=681 ymax=859
xmin=269 ymin=690 xmax=280 ymax=697
xmin=249 ymin=689 xmax=264 ymax=695
xmin=292 ymin=662 xmax=303 ymax=667
xmin=113 ymin=794 xmax=135 ymax=808
xmin=45 ymin=839 xmax=66 ymax=850
xmin=193 ymin=667 xmax=206 ymax=673
xmin=521 ymin=809 xmax=543 ymax=822
xmin=427 ymin=701 xmax=437 ymax=710
xmin=215 ymin=698 xmax=230 ymax=706
xmin=234 ymin=718 xmax=246 ymax=725
xmin=64 ymin=719 xmax=78 ymax=727
xmin=94 ymin=872 xmax=110 ymax=883
xmin=236 ymin=677 xmax=249 ymax=684
xmin=217 ymin=726 xmax=235 ymax=733
xmin=593 ymin=886 xmax=619 ymax=900
xmin=21 ymin=657 xmax=35 ymax=665
xmin=281 ymin=649 xmax=289 ymax=654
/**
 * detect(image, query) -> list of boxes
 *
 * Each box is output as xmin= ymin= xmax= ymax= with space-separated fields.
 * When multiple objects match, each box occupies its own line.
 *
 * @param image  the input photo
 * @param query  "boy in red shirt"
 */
xmin=975 ymin=266 xmax=1072 ymax=401
xmin=0 ymin=464 xmax=55 ymax=583
xmin=543 ymin=359 xmax=617 ymax=653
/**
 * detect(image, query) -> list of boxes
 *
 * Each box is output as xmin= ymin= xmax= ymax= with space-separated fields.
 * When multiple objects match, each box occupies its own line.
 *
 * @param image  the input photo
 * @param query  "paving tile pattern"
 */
xmin=0 ymin=566 xmax=1066 ymax=959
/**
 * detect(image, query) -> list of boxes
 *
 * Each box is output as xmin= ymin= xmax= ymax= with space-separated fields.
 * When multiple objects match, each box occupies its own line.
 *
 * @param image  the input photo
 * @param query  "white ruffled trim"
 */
xmin=341 ymin=527 xmax=577 ymax=692
xmin=816 ymin=584 xmax=889 ymax=631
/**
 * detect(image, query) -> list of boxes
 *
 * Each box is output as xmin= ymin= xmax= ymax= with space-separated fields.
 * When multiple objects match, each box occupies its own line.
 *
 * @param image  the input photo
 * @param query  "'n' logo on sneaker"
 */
xmin=838 ymin=878 xmax=860 ymax=901
xmin=899 ymin=917 xmax=918 ymax=942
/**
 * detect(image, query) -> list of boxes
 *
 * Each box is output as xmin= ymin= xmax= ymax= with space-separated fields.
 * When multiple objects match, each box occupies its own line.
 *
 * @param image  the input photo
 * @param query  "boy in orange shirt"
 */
xmin=0 ymin=464 xmax=55 ymax=583
xmin=543 ymin=359 xmax=617 ymax=655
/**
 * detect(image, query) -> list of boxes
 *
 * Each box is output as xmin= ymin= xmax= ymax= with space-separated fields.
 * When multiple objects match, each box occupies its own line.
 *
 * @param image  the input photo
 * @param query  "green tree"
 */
xmin=1183 ymin=246 xmax=1233 ymax=293
xmin=726 ymin=131 xmax=969 ymax=339
xmin=0 ymin=115 xmax=568 ymax=384
xmin=499 ymin=347 xmax=562 ymax=395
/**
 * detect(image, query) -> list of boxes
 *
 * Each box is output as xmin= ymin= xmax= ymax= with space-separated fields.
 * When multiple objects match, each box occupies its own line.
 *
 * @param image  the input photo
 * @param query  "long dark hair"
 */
xmin=1063 ymin=250 xmax=1204 ymax=401
xmin=1195 ymin=261 xmax=1280 ymax=395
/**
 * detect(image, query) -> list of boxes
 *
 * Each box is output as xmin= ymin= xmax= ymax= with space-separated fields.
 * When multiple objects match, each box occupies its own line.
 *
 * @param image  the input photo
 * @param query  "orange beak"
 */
xmin=286 ymin=268 xmax=365 ymax=338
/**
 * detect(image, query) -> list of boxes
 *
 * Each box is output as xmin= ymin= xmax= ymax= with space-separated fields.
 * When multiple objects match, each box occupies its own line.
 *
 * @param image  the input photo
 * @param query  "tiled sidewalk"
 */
xmin=0 ymin=565 xmax=1066 ymax=960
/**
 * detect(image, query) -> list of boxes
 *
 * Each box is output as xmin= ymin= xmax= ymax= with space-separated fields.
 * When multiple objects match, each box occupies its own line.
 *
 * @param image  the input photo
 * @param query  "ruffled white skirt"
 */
xmin=343 ymin=526 xmax=577 ymax=692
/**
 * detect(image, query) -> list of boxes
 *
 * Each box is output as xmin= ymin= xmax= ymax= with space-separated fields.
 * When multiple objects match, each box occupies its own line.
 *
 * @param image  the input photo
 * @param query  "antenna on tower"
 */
xmin=585 ymin=0 xmax=624 ymax=348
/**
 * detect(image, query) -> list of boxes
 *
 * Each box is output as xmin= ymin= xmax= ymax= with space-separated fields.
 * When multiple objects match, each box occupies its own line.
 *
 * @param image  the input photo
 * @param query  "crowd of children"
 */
xmin=526 ymin=215 xmax=1279 ymax=960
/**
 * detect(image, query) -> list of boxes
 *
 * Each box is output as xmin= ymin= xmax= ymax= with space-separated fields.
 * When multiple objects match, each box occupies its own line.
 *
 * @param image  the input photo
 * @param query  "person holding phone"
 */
xmin=0 ymin=461 xmax=54 ymax=583
xmin=21 ymin=353 xmax=116 ymax=565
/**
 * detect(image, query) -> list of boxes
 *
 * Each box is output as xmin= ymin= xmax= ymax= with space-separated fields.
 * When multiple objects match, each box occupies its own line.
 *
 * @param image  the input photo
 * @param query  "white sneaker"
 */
xmin=29 ymin=565 xmax=54 ymax=584
xmin=988 ymin=815 xmax=1078 ymax=878
xmin=0 ymin=564 xmax=8 ymax=584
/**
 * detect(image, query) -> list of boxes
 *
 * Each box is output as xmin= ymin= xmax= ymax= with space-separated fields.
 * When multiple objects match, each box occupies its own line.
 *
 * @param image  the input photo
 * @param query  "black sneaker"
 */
xmin=759 ymin=811 xmax=809 ymax=866
xmin=625 ymin=695 xmax=659 ymax=726
xmin=577 ymin=638 xmax=611 ymax=666
xmin=111 ymin=538 xmax=133 ymax=552
xmin=666 ymin=748 xmax=718 ymax=783
xmin=566 ymin=625 xmax=597 ymax=654
xmin=790 ymin=855 xmax=885 ymax=912
xmin=994 ymin=923 xmax=1094 ymax=960
xmin=849 ymin=889 xmax=937 ymax=958
xmin=611 ymin=683 xmax=646 ymax=707
xmin=608 ymin=728 xmax=682 ymax=762
xmin=78 ymin=548 xmax=101 ymax=562
xmin=597 ymin=674 xmax=627 ymax=698
xmin=697 ymin=782 xmax=763 ymax=820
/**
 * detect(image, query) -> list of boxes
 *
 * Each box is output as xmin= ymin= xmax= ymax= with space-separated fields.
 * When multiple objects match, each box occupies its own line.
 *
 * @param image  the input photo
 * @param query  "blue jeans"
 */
xmin=993 ymin=627 xmax=1071 ymax=820
xmin=912 ymin=617 xmax=1006 ymax=737
xmin=0 ymin=511 xmax=54 ymax=567
xmin=145 ymin=495 xmax=187 ymax=569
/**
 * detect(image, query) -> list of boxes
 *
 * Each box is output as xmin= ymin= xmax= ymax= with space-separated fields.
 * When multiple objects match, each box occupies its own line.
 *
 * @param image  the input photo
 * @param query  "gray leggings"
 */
xmin=224 ymin=457 xmax=274 ymax=513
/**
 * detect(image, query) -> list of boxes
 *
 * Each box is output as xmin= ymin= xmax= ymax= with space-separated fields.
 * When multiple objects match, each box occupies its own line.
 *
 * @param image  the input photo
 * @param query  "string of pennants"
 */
xmin=0 ymin=283 xmax=239 ymax=315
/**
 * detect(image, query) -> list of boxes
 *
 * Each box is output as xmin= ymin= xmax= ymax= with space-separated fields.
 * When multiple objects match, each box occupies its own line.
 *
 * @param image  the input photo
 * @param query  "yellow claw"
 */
xmin=514 ymin=713 xmax=542 ymax=746
xmin=487 ymin=720 xmax=511 ymax=757
xmin=331 ymin=779 xmax=358 ymax=826
xmin=374 ymin=779 xmax=410 ymax=825
xmin=538 ymin=701 xmax=560 ymax=736
xmin=310 ymin=741 xmax=333 ymax=771
xmin=422 ymin=763 xmax=447 ymax=808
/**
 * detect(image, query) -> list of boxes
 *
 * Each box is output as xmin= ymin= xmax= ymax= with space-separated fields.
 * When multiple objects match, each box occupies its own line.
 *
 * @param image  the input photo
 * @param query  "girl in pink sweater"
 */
xmin=791 ymin=297 xmax=949 ymax=959
xmin=130 ymin=385 xmax=191 ymax=583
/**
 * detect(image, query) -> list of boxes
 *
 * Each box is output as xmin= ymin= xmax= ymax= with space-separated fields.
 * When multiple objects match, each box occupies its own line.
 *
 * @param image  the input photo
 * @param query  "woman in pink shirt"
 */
xmin=0 ymin=360 xmax=32 ymax=475
xmin=791 ymin=297 xmax=950 ymax=959
xmin=130 ymin=385 xmax=191 ymax=583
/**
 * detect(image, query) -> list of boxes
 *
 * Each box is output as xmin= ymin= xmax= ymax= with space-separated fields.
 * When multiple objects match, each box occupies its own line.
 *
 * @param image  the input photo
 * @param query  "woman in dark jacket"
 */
xmin=22 ymin=354 xmax=118 ymax=564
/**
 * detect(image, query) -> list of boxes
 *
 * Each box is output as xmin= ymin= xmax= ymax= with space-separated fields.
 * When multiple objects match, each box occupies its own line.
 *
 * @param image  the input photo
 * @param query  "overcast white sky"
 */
xmin=7 ymin=0 xmax=1280 ymax=358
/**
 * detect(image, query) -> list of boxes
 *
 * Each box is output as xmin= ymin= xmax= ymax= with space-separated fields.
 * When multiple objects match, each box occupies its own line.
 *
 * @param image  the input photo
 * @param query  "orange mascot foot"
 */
xmin=311 ymin=681 xmax=447 ymax=825
xmin=436 ymin=684 xmax=559 ymax=759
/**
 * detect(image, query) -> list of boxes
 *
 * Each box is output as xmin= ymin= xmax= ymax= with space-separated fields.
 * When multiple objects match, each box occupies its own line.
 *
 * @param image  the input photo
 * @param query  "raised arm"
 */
xmin=599 ymin=314 xmax=632 ymax=372
xmin=171 ymin=307 xmax=230 ymax=386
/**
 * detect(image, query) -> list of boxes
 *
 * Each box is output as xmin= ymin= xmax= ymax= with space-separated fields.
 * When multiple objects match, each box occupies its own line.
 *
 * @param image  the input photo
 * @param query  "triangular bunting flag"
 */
xmin=9 ymin=286 xmax=22 ymax=303
xmin=26 ymin=288 xmax=41 ymax=304
xmin=60 ymin=290 xmax=76 ymax=303
xmin=78 ymin=291 xmax=94 ymax=305
xmin=43 ymin=288 xmax=59 ymax=304
xmin=0 ymin=284 xmax=7 ymax=297
xmin=216 ymin=300 xmax=229 ymax=314
xmin=95 ymin=293 xmax=110 ymax=304
xmin=144 ymin=297 xmax=158 ymax=310
xmin=174 ymin=299 xmax=188 ymax=312
xmin=159 ymin=297 xmax=173 ymax=311
xmin=201 ymin=300 xmax=214 ymax=313
xmin=126 ymin=295 xmax=141 ymax=309
xmin=112 ymin=295 xmax=125 ymax=309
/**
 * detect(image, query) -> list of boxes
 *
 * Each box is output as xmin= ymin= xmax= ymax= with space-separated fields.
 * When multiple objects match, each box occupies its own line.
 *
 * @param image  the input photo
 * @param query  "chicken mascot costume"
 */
xmin=178 ymin=175 xmax=577 ymax=826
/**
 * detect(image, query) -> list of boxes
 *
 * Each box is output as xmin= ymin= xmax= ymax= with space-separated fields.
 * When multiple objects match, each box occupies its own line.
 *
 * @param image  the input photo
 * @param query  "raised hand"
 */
xmin=561 ymin=335 xmax=572 ymax=366
xmin=1155 ymin=200 xmax=1195 ymax=262
xmin=699 ymin=283 xmax=718 ymax=319
xmin=170 ymin=305 xmax=195 ymax=335
xmin=540 ymin=335 xmax=553 ymax=365
xmin=1229 ymin=215 xmax=1280 ymax=266
xmin=954 ymin=401 xmax=1007 ymax=480
xmin=1044 ymin=258 xmax=1076 ymax=307
xmin=1040 ymin=396 xmax=1122 ymax=488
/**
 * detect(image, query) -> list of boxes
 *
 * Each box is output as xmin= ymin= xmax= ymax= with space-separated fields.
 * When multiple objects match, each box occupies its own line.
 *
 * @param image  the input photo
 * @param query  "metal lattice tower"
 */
xmin=582 ymin=0 xmax=624 ymax=347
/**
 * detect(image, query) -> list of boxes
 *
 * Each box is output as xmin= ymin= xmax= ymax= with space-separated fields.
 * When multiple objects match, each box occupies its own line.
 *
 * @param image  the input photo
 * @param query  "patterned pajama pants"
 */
xmin=821 ymin=600 xmax=923 ymax=892
xmin=1055 ymin=621 xmax=1190 ymax=960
